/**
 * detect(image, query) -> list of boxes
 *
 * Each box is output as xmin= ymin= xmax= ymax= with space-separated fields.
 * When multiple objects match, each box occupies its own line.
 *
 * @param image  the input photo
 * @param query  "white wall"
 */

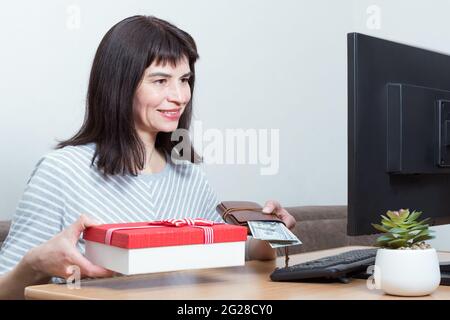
xmin=2 ymin=0 xmax=449 ymax=221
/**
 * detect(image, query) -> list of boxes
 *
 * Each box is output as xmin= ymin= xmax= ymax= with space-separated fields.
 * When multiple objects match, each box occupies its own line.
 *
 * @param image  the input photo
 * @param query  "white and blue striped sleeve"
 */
xmin=197 ymin=169 xmax=223 ymax=223
xmin=0 ymin=156 xmax=65 ymax=276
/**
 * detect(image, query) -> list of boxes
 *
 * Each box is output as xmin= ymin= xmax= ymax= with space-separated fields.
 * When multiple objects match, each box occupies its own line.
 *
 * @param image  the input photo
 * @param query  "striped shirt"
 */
xmin=0 ymin=143 xmax=223 ymax=277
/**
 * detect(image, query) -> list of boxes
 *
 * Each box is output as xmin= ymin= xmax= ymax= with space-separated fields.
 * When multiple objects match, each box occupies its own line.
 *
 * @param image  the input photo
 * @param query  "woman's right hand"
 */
xmin=23 ymin=214 xmax=114 ymax=281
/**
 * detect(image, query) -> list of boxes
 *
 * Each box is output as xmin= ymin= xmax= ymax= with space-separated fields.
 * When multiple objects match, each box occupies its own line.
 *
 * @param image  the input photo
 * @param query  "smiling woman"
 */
xmin=0 ymin=15 xmax=295 ymax=299
xmin=57 ymin=15 xmax=201 ymax=176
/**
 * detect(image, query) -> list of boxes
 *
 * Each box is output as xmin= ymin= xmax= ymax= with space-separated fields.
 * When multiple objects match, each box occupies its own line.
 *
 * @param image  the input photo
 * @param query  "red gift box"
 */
xmin=83 ymin=219 xmax=248 ymax=275
xmin=83 ymin=220 xmax=248 ymax=249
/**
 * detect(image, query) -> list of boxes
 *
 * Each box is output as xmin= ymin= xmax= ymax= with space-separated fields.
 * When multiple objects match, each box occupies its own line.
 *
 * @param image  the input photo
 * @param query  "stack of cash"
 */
xmin=248 ymin=221 xmax=302 ymax=248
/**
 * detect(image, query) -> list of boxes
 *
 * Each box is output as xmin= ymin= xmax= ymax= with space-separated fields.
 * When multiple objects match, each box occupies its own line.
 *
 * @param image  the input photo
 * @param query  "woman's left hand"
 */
xmin=262 ymin=200 xmax=296 ymax=230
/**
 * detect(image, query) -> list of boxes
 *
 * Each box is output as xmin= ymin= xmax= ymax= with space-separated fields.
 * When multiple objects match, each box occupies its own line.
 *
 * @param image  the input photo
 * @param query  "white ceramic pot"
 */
xmin=374 ymin=248 xmax=441 ymax=296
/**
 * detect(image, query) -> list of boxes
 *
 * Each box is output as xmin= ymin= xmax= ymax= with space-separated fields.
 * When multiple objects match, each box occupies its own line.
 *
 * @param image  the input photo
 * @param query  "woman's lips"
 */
xmin=157 ymin=109 xmax=181 ymax=121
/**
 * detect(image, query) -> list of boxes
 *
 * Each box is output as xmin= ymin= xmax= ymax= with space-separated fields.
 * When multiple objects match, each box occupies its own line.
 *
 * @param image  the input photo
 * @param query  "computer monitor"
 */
xmin=347 ymin=32 xmax=450 ymax=250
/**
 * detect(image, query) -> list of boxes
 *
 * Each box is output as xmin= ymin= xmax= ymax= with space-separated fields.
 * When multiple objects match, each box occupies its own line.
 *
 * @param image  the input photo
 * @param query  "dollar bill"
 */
xmin=268 ymin=227 xmax=302 ymax=248
xmin=248 ymin=221 xmax=302 ymax=248
xmin=268 ymin=238 xmax=302 ymax=249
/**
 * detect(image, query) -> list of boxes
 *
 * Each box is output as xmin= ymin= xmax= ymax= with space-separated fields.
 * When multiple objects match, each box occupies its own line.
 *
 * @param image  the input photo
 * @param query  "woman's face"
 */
xmin=133 ymin=56 xmax=192 ymax=137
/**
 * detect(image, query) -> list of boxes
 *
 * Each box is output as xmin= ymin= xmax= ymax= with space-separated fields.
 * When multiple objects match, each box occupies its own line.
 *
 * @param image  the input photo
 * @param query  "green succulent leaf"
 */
xmin=412 ymin=235 xmax=435 ymax=244
xmin=386 ymin=210 xmax=401 ymax=222
xmin=387 ymin=238 xmax=408 ymax=248
xmin=416 ymin=218 xmax=431 ymax=226
xmin=411 ymin=229 xmax=431 ymax=239
xmin=406 ymin=210 xmax=422 ymax=223
xmin=372 ymin=223 xmax=389 ymax=233
xmin=406 ymin=224 xmax=426 ymax=231
xmin=398 ymin=209 xmax=410 ymax=221
xmin=381 ymin=219 xmax=396 ymax=228
xmin=389 ymin=227 xmax=409 ymax=234
xmin=376 ymin=235 xmax=395 ymax=244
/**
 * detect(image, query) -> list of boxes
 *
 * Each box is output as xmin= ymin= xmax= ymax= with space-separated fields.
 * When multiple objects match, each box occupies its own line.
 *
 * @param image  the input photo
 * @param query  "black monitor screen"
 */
xmin=348 ymin=33 xmax=450 ymax=235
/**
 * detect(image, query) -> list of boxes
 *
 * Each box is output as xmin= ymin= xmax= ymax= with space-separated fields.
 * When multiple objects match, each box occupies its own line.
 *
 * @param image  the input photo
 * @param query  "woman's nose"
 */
xmin=167 ymin=83 xmax=186 ymax=104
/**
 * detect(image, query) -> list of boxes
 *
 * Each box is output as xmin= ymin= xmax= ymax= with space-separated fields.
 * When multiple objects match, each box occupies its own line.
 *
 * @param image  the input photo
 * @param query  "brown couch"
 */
xmin=0 ymin=206 xmax=378 ymax=258
xmin=282 ymin=205 xmax=378 ymax=255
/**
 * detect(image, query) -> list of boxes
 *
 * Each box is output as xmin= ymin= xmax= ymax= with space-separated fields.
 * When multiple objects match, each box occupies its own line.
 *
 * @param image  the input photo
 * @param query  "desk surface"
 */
xmin=25 ymin=246 xmax=450 ymax=300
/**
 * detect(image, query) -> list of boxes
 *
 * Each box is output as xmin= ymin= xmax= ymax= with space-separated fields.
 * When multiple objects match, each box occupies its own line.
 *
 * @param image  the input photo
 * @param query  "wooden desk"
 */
xmin=25 ymin=246 xmax=450 ymax=300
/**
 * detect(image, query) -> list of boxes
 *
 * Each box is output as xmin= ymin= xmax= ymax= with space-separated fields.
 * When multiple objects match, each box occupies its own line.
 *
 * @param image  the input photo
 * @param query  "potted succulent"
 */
xmin=371 ymin=209 xmax=441 ymax=296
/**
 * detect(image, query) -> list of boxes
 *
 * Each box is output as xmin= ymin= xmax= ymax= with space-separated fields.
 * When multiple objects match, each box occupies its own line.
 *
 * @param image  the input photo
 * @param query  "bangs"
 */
xmin=147 ymin=27 xmax=198 ymax=67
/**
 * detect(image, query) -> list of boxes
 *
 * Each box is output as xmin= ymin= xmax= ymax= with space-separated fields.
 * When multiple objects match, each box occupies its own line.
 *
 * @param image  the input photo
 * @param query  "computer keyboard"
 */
xmin=270 ymin=248 xmax=450 ymax=286
xmin=440 ymin=263 xmax=450 ymax=286
xmin=270 ymin=248 xmax=378 ymax=283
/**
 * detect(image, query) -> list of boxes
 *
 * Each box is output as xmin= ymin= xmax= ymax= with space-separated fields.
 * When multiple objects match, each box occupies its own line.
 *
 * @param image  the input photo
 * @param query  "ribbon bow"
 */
xmin=148 ymin=218 xmax=218 ymax=227
xmin=104 ymin=218 xmax=223 ymax=246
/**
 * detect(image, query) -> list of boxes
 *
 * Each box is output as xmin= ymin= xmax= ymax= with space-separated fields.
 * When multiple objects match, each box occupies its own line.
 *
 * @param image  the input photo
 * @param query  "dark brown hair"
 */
xmin=57 ymin=15 xmax=201 ymax=176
